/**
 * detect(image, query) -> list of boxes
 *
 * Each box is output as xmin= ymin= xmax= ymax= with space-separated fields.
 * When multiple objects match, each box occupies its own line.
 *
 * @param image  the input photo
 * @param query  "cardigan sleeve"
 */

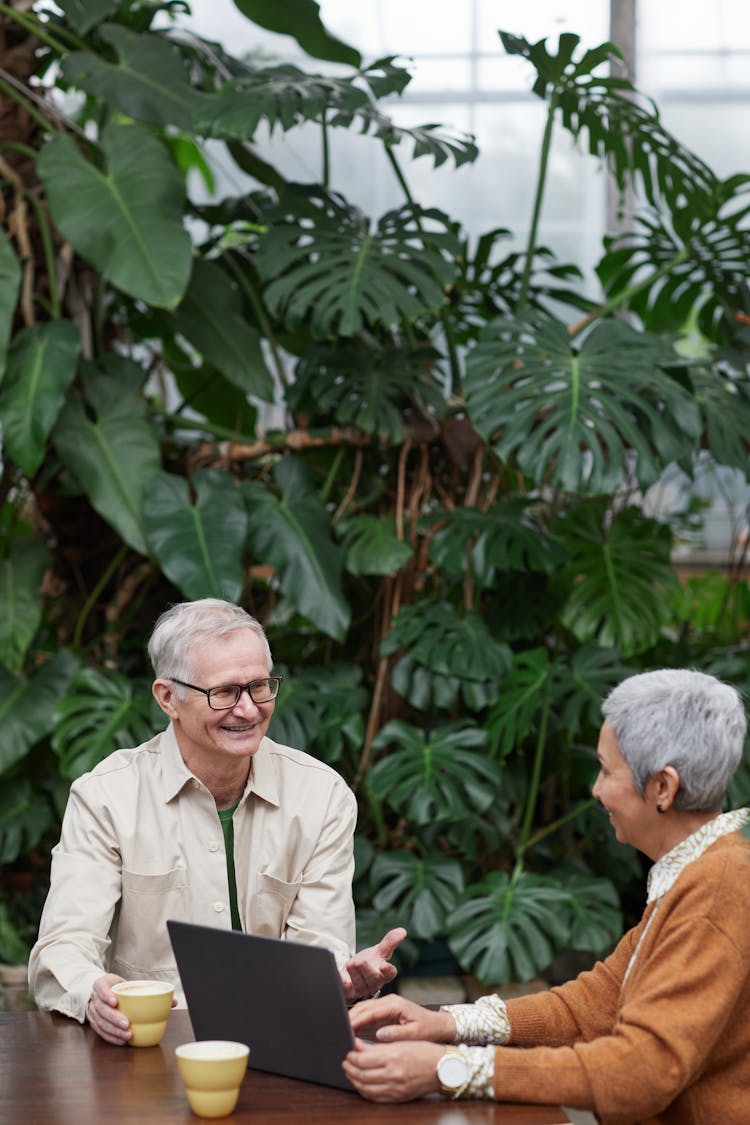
xmin=505 ymin=922 xmax=638 ymax=1046
xmin=492 ymin=909 xmax=750 ymax=1121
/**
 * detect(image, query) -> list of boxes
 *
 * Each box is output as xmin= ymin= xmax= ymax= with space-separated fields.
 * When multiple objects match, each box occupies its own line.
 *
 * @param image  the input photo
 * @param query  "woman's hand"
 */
xmin=343 ymin=1039 xmax=444 ymax=1102
xmin=349 ymin=993 xmax=456 ymax=1043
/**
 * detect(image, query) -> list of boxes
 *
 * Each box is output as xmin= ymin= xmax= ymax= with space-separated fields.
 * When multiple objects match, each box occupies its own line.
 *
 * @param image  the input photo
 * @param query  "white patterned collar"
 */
xmin=646 ymin=808 xmax=750 ymax=904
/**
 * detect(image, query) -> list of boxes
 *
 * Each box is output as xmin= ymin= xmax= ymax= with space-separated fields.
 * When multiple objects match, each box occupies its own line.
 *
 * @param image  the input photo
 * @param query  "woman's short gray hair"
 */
xmin=148 ymin=599 xmax=273 ymax=685
xmin=602 ymin=668 xmax=746 ymax=811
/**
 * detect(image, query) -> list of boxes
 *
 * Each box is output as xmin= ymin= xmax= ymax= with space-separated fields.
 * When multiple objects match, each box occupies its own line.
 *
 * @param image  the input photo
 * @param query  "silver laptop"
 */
xmin=167 ymin=920 xmax=356 ymax=1091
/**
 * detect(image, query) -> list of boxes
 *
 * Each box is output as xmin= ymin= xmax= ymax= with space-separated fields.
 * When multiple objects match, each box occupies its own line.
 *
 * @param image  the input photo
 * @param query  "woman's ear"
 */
xmin=153 ymin=679 xmax=179 ymax=719
xmin=654 ymin=765 xmax=681 ymax=812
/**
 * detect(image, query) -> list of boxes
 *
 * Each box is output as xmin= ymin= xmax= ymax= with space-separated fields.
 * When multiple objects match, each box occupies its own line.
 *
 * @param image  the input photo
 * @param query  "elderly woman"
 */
xmin=344 ymin=669 xmax=750 ymax=1123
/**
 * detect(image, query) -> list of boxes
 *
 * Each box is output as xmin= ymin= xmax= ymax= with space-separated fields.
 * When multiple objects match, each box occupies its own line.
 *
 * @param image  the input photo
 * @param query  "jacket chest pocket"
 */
xmin=248 ymin=872 xmax=301 ymax=936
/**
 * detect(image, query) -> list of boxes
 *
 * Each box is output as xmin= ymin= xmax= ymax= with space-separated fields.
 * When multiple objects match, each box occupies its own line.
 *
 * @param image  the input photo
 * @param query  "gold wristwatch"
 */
xmin=436 ymin=1048 xmax=470 ymax=1098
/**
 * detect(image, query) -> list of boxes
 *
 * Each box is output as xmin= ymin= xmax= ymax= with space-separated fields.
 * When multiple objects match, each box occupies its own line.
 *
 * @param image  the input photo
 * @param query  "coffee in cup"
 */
xmin=175 ymin=1040 xmax=250 ymax=1118
xmin=111 ymin=980 xmax=174 ymax=1047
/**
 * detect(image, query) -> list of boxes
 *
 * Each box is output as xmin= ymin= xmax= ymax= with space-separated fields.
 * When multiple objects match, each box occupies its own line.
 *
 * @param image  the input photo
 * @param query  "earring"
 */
xmin=656 ymin=803 xmax=664 ymax=814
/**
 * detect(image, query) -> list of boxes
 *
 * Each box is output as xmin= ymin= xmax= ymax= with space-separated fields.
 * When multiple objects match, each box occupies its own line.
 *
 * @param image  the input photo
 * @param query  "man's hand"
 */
xmin=339 ymin=927 xmax=407 ymax=1003
xmin=86 ymin=973 xmax=177 ymax=1045
xmin=349 ymin=993 xmax=456 ymax=1043
xmin=343 ymin=1038 xmax=443 ymax=1102
xmin=86 ymin=973 xmax=131 ymax=1045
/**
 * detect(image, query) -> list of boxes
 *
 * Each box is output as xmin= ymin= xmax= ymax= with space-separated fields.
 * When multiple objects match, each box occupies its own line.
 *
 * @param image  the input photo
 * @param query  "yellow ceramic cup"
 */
xmin=175 ymin=1041 xmax=250 ymax=1119
xmin=111 ymin=980 xmax=174 ymax=1047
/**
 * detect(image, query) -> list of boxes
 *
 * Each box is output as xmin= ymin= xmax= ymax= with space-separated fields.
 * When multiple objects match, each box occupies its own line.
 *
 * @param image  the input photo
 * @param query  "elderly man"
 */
xmin=29 ymin=599 xmax=405 ymax=1044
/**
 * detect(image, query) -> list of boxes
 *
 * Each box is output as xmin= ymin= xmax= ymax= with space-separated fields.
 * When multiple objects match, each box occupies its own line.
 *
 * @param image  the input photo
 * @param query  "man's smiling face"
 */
xmin=166 ymin=629 xmax=275 ymax=769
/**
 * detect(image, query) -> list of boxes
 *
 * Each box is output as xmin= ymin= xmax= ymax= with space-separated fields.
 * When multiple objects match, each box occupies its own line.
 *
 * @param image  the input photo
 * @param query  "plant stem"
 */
xmin=0 ymin=76 xmax=53 ymax=135
xmin=0 ymin=2 xmax=83 ymax=53
xmin=523 ymin=797 xmax=596 ymax=853
xmin=24 ymin=190 xmax=60 ymax=319
xmin=159 ymin=410 xmax=258 ymax=444
xmin=385 ymin=146 xmax=415 ymax=206
xmin=321 ymin=105 xmax=330 ymax=188
xmin=73 ymin=544 xmax=128 ymax=649
xmin=518 ymin=95 xmax=557 ymax=313
xmin=569 ymin=247 xmax=690 ymax=339
xmin=516 ymin=692 xmax=550 ymax=857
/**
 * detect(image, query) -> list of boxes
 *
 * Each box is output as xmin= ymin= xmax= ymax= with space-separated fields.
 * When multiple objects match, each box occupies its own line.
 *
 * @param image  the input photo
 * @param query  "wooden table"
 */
xmin=0 ymin=1010 xmax=571 ymax=1123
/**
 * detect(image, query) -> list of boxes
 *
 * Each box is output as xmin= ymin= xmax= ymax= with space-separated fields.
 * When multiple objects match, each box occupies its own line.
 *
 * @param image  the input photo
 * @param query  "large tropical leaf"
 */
xmin=0 ymin=650 xmax=80 ymax=775
xmin=485 ymin=648 xmax=550 ymax=759
xmin=53 ymin=373 xmax=162 ymax=554
xmin=369 ymin=851 xmax=465 ymax=940
xmin=0 ymin=320 xmax=80 ymax=476
xmin=62 ymin=25 xmax=206 ymax=130
xmin=143 ymin=469 xmax=248 ymax=601
xmin=242 ymin=456 xmax=349 ymax=640
xmin=686 ymin=359 xmax=750 ymax=475
xmin=51 ymin=667 xmax=163 ymax=780
xmin=57 ymin=0 xmax=118 ymax=34
xmin=427 ymin=501 xmax=568 ymax=587
xmin=290 ymin=338 xmax=446 ymax=437
xmin=256 ymin=188 xmax=460 ymax=339
xmin=445 ymin=228 xmax=593 ymax=347
xmin=0 ymin=778 xmax=56 ymax=867
xmin=268 ymin=663 xmax=367 ymax=764
xmin=500 ymin=31 xmax=717 ymax=210
xmin=231 ymin=0 xmax=361 ymax=66
xmin=368 ymin=719 xmax=501 ymax=824
xmin=0 ymin=232 xmax=21 ymax=383
xmin=465 ymin=313 xmax=700 ymax=493
xmin=37 ymin=124 xmax=192 ymax=309
xmin=555 ymin=502 xmax=679 ymax=655
xmin=548 ymin=647 xmax=631 ymax=733
xmin=381 ymin=601 xmax=512 ymax=712
xmin=597 ymin=180 xmax=750 ymax=344
xmin=553 ymin=869 xmax=622 ymax=953
xmin=199 ymin=58 xmax=477 ymax=169
xmin=340 ymin=515 xmax=413 ymax=576
xmin=173 ymin=258 xmax=274 ymax=401
xmin=0 ymin=539 xmax=51 ymax=674
xmin=447 ymin=870 xmax=572 ymax=983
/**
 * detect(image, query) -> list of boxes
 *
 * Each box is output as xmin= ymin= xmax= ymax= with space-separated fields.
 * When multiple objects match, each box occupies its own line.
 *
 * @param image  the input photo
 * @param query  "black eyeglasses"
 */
xmin=169 ymin=676 xmax=282 ymax=709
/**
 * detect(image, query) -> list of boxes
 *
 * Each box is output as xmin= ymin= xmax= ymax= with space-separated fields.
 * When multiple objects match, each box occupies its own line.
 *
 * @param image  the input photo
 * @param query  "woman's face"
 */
xmin=592 ymin=720 xmax=653 ymax=853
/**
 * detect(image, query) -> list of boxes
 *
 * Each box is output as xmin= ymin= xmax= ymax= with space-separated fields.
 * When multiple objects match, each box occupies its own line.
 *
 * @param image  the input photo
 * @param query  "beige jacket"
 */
xmin=28 ymin=725 xmax=357 ymax=1021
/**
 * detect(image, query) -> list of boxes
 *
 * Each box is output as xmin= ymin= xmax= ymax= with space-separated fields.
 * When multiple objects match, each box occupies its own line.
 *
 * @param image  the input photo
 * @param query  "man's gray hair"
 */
xmin=602 ymin=668 xmax=746 ymax=812
xmin=148 ymin=599 xmax=273 ymax=686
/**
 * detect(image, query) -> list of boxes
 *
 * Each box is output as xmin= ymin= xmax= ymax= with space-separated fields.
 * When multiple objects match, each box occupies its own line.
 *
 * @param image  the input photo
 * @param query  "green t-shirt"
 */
xmin=217 ymin=800 xmax=242 ymax=931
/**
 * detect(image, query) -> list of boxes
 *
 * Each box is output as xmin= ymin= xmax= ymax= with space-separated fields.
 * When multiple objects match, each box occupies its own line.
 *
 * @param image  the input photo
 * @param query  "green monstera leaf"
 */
xmin=0 ymin=650 xmax=80 ymax=774
xmin=290 ymin=338 xmax=445 ymax=438
xmin=447 ymin=870 xmax=572 ymax=983
xmin=37 ymin=124 xmax=192 ymax=309
xmin=465 ymin=313 xmax=700 ymax=493
xmin=370 ymin=851 xmax=465 ymax=940
xmin=0 ymin=320 xmax=80 ymax=476
xmin=268 ymin=664 xmax=367 ymax=764
xmin=242 ymin=456 xmax=350 ymax=641
xmin=51 ymin=667 xmax=163 ymax=780
xmin=340 ymin=515 xmax=413 ymax=576
xmin=256 ymin=187 xmax=460 ymax=339
xmin=368 ymin=719 xmax=501 ymax=825
xmin=427 ymin=500 xmax=568 ymax=586
xmin=143 ymin=469 xmax=248 ymax=601
xmin=556 ymin=502 xmax=678 ymax=655
xmin=381 ymin=601 xmax=512 ymax=712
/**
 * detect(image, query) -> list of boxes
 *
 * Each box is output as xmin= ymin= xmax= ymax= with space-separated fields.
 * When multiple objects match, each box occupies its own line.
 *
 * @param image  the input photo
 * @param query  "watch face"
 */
xmin=437 ymin=1053 xmax=469 ymax=1090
